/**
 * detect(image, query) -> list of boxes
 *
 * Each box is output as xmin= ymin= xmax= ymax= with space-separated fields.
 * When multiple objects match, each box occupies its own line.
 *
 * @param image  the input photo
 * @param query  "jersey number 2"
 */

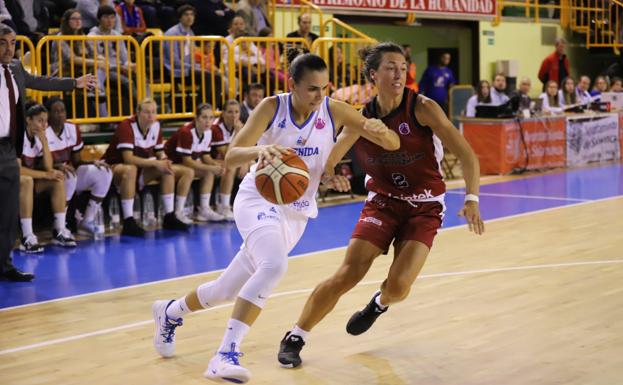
xmin=392 ymin=173 xmax=409 ymax=189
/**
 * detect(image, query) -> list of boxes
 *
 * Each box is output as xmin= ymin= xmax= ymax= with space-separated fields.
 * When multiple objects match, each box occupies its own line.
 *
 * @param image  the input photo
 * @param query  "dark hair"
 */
xmin=258 ymin=27 xmax=272 ymax=37
xmin=44 ymin=96 xmax=65 ymax=112
xmin=546 ymin=80 xmax=560 ymax=107
xmin=60 ymin=9 xmax=82 ymax=36
xmin=177 ymin=4 xmax=195 ymax=19
xmin=358 ymin=42 xmax=405 ymax=85
xmin=287 ymin=48 xmax=326 ymax=83
xmin=244 ymin=83 xmax=264 ymax=95
xmin=0 ymin=25 xmax=15 ymax=36
xmin=561 ymin=76 xmax=577 ymax=104
xmin=476 ymin=80 xmax=491 ymax=103
xmin=26 ymin=103 xmax=48 ymax=118
xmin=196 ymin=103 xmax=213 ymax=116
xmin=97 ymin=5 xmax=116 ymax=20
xmin=611 ymin=76 xmax=622 ymax=88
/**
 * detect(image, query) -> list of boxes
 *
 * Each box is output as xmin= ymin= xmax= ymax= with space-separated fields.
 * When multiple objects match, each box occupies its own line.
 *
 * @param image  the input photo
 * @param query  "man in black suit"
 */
xmin=0 ymin=25 xmax=96 ymax=282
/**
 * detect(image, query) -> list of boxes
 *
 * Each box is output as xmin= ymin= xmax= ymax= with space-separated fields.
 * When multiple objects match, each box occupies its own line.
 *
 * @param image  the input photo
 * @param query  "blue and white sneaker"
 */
xmin=204 ymin=343 xmax=251 ymax=383
xmin=152 ymin=300 xmax=183 ymax=358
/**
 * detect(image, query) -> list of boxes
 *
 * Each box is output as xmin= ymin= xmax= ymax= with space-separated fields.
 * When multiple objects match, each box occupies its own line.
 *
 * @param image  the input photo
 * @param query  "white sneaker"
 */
xmin=196 ymin=207 xmax=225 ymax=222
xmin=175 ymin=211 xmax=194 ymax=225
xmin=218 ymin=206 xmax=235 ymax=222
xmin=204 ymin=343 xmax=251 ymax=383
xmin=77 ymin=219 xmax=96 ymax=237
xmin=152 ymin=300 xmax=183 ymax=358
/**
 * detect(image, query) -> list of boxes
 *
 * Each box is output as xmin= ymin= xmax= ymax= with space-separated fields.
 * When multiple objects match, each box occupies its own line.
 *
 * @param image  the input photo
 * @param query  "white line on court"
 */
xmin=445 ymin=190 xmax=590 ymax=202
xmin=1 ymin=194 xmax=620 ymax=313
xmin=1 ymin=258 xmax=621 ymax=356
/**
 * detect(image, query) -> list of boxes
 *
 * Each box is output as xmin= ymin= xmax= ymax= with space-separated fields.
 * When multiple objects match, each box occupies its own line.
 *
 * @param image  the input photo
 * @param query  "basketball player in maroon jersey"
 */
xmin=278 ymin=42 xmax=485 ymax=367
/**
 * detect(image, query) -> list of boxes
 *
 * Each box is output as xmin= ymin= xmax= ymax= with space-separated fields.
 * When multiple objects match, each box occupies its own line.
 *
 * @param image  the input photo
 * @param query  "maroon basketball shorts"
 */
xmin=351 ymin=193 xmax=444 ymax=251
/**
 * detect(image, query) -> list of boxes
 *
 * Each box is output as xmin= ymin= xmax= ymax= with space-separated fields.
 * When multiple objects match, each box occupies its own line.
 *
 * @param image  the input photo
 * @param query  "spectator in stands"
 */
xmin=164 ymin=103 xmax=225 ymax=222
xmin=240 ymin=83 xmax=264 ymax=123
xmin=609 ymin=77 xmax=622 ymax=92
xmin=44 ymin=97 xmax=113 ymax=238
xmin=576 ymin=75 xmax=592 ymax=105
xmin=116 ymin=0 xmax=147 ymax=36
xmin=539 ymin=80 xmax=563 ymax=114
xmin=225 ymin=15 xmax=248 ymax=44
xmin=190 ymin=0 xmax=235 ymax=37
xmin=236 ymin=0 xmax=270 ymax=36
xmin=4 ymin=0 xmax=48 ymax=43
xmin=102 ymin=98 xmax=193 ymax=236
xmin=164 ymin=4 xmax=224 ymax=108
xmin=227 ymin=31 xmax=266 ymax=85
xmin=402 ymin=43 xmax=418 ymax=92
xmin=591 ymin=75 xmax=608 ymax=99
xmin=559 ymin=77 xmax=577 ymax=107
xmin=286 ymin=13 xmax=318 ymax=46
xmin=88 ymin=4 xmax=138 ymax=113
xmin=419 ymin=52 xmax=456 ymax=112
xmin=510 ymin=77 xmax=532 ymax=113
xmin=19 ymin=104 xmax=77 ymax=253
xmin=53 ymin=9 xmax=106 ymax=78
xmin=538 ymin=37 xmax=569 ymax=91
xmin=258 ymin=27 xmax=286 ymax=92
xmin=328 ymin=45 xmax=352 ymax=92
xmin=78 ymin=0 xmax=122 ymax=33
xmin=491 ymin=73 xmax=510 ymax=105
xmin=0 ymin=0 xmax=17 ymax=31
xmin=211 ymin=99 xmax=246 ymax=221
xmin=465 ymin=80 xmax=492 ymax=117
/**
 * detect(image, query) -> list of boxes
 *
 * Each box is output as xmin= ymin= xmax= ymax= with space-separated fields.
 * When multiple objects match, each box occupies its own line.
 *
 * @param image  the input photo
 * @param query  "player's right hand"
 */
xmin=363 ymin=118 xmax=389 ymax=135
xmin=46 ymin=169 xmax=65 ymax=181
xmin=156 ymin=159 xmax=173 ymax=175
xmin=257 ymin=144 xmax=292 ymax=164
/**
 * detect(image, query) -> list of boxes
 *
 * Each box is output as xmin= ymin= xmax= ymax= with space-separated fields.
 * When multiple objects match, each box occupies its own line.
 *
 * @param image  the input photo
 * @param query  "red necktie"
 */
xmin=3 ymin=64 xmax=17 ymax=145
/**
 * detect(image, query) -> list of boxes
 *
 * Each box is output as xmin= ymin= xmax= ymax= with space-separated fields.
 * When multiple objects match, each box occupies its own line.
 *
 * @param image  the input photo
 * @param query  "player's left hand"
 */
xmin=93 ymin=160 xmax=111 ymax=171
xmin=363 ymin=118 xmax=389 ymax=135
xmin=458 ymin=201 xmax=485 ymax=235
xmin=321 ymin=173 xmax=350 ymax=192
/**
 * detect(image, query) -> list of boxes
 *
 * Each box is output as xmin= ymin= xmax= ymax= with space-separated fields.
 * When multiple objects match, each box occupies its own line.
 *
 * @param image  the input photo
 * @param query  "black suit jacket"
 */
xmin=8 ymin=60 xmax=76 ymax=157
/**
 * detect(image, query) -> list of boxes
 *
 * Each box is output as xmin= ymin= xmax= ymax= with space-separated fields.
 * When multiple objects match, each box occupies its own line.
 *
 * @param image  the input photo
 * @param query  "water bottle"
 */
xmin=142 ymin=192 xmax=156 ymax=228
xmin=94 ymin=207 xmax=105 ymax=240
xmin=108 ymin=198 xmax=120 ymax=230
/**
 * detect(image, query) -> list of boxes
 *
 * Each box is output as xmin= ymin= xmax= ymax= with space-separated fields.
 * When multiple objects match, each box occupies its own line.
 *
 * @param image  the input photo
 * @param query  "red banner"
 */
xmin=277 ymin=0 xmax=496 ymax=16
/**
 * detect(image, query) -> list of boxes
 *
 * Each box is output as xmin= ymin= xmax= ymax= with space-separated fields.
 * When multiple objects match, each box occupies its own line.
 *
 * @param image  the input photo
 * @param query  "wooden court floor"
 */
xmin=1 ymin=196 xmax=622 ymax=385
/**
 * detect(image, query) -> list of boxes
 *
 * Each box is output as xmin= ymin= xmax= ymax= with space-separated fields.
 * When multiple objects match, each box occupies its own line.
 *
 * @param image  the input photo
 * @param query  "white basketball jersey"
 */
xmin=238 ymin=93 xmax=336 ymax=218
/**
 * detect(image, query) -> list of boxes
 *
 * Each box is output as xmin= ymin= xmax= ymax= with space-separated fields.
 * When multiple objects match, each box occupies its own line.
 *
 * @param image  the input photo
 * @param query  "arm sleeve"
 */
xmin=116 ymin=121 xmax=135 ymax=150
xmin=72 ymin=125 xmax=84 ymax=152
xmin=176 ymin=129 xmax=193 ymax=156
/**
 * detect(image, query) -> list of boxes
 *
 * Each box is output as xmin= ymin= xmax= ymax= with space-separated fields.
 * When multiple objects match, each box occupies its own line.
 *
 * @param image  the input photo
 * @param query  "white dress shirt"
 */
xmin=491 ymin=88 xmax=510 ymax=105
xmin=0 ymin=65 xmax=20 ymax=138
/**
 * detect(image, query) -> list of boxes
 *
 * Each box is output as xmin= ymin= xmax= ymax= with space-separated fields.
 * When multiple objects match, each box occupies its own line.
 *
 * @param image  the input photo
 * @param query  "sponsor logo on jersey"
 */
xmin=399 ymin=189 xmax=436 ymax=201
xmin=290 ymin=200 xmax=310 ymax=209
xmin=398 ymin=122 xmax=411 ymax=135
xmin=367 ymin=151 xmax=424 ymax=166
xmin=269 ymin=207 xmax=277 ymax=213
xmin=257 ymin=211 xmax=278 ymax=221
xmin=296 ymin=136 xmax=305 ymax=146
xmin=315 ymin=117 xmax=326 ymax=129
xmin=294 ymin=147 xmax=319 ymax=157
xmin=278 ymin=119 xmax=287 ymax=129
xmin=360 ymin=216 xmax=382 ymax=226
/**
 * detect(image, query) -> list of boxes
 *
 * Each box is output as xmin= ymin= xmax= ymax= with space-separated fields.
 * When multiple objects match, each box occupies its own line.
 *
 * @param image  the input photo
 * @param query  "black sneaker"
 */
xmin=121 ymin=217 xmax=146 ymax=237
xmin=52 ymin=228 xmax=77 ymax=248
xmin=278 ymin=332 xmax=305 ymax=368
xmin=162 ymin=212 xmax=189 ymax=231
xmin=346 ymin=291 xmax=387 ymax=336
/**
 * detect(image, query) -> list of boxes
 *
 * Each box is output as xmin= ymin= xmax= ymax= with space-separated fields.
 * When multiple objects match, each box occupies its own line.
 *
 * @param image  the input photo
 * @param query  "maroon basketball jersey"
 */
xmin=354 ymin=88 xmax=446 ymax=201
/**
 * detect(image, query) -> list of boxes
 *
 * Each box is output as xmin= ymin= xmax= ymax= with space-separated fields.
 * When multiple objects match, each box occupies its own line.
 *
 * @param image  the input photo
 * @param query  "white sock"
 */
xmin=165 ymin=297 xmax=192 ymax=320
xmin=217 ymin=318 xmax=250 ymax=353
xmin=20 ymin=218 xmax=33 ymax=237
xmin=200 ymin=193 xmax=211 ymax=210
xmin=83 ymin=199 xmax=101 ymax=222
xmin=175 ymin=195 xmax=187 ymax=214
xmin=162 ymin=194 xmax=174 ymax=214
xmin=375 ymin=293 xmax=388 ymax=309
xmin=290 ymin=325 xmax=309 ymax=341
xmin=121 ymin=199 xmax=134 ymax=219
xmin=219 ymin=193 xmax=230 ymax=208
xmin=53 ymin=212 xmax=66 ymax=231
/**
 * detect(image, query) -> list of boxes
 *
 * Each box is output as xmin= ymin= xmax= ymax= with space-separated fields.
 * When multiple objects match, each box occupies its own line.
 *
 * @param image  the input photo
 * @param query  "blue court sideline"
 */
xmin=1 ymin=164 xmax=621 ymax=309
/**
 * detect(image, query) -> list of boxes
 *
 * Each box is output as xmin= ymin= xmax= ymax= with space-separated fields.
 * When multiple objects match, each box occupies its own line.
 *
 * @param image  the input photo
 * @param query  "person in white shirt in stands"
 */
xmin=558 ymin=77 xmax=577 ymax=107
xmin=540 ymin=80 xmax=564 ymax=114
xmin=490 ymin=73 xmax=510 ymax=105
xmin=465 ymin=80 xmax=492 ymax=117
xmin=575 ymin=75 xmax=592 ymax=105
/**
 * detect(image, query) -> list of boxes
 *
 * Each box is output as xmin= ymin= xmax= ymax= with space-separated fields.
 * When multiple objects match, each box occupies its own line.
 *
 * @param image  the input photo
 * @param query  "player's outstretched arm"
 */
xmin=225 ymin=97 xmax=291 ymax=169
xmin=329 ymin=99 xmax=400 ymax=151
xmin=417 ymin=96 xmax=485 ymax=235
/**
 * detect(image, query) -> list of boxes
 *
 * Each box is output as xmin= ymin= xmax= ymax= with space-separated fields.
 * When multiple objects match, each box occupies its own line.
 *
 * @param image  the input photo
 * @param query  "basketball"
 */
xmin=255 ymin=152 xmax=310 ymax=205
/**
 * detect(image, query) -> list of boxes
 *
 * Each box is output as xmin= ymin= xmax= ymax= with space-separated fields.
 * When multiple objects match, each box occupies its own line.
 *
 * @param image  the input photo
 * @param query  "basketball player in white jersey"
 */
xmin=151 ymin=49 xmax=400 ymax=383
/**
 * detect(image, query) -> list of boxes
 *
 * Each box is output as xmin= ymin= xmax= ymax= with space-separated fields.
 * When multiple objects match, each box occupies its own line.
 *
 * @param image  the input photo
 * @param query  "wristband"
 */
xmin=465 ymin=194 xmax=479 ymax=203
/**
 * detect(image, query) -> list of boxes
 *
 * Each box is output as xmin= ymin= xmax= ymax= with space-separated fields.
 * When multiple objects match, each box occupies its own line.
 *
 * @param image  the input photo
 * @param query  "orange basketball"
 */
xmin=255 ymin=152 xmax=310 ymax=205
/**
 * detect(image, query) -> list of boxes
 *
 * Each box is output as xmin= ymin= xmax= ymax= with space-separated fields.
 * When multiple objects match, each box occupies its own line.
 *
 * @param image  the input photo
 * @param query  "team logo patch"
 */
xmin=360 ymin=216 xmax=382 ymax=226
xmin=315 ymin=117 xmax=326 ymax=129
xmin=398 ymin=122 xmax=411 ymax=135
xmin=296 ymin=136 xmax=305 ymax=146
